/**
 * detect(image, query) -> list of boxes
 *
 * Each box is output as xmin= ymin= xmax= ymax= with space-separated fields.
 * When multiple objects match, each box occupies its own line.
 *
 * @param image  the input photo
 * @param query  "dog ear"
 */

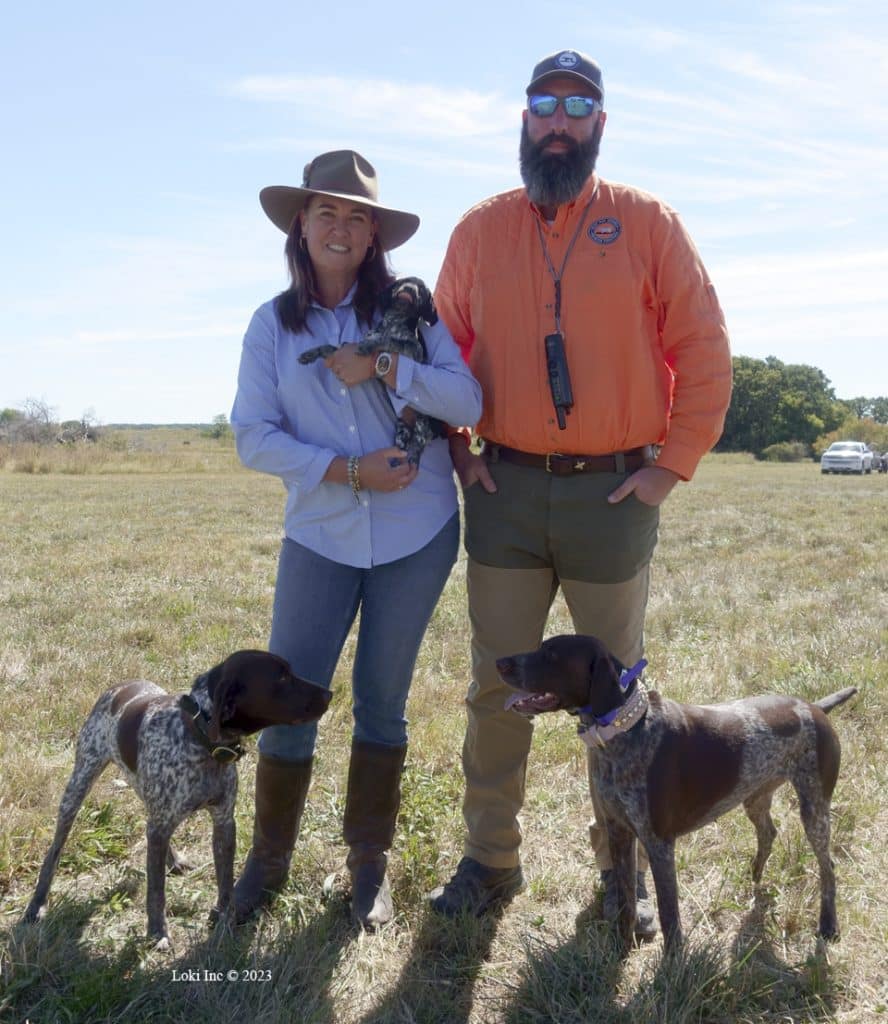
xmin=379 ymin=280 xmax=400 ymax=311
xmin=421 ymin=287 xmax=438 ymax=326
xmin=208 ymin=671 xmax=241 ymax=742
xmin=586 ymin=648 xmax=624 ymax=713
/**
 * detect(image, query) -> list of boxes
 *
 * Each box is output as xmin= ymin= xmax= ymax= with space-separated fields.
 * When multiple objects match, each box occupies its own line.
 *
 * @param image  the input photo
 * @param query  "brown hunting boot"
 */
xmin=342 ymin=740 xmax=407 ymax=930
xmin=233 ymin=754 xmax=313 ymax=923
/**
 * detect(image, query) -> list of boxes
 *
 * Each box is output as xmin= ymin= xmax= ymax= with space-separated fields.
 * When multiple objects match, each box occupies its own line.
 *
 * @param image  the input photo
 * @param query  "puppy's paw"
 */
xmin=298 ymin=345 xmax=336 ymax=364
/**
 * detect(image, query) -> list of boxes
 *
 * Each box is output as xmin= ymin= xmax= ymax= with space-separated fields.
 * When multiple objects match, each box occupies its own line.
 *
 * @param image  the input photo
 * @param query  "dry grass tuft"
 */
xmin=1 ymin=438 xmax=885 ymax=1022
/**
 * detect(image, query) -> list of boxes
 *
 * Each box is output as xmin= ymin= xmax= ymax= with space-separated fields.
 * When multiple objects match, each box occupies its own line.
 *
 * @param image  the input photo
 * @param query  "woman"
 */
xmin=230 ymin=150 xmax=481 ymax=929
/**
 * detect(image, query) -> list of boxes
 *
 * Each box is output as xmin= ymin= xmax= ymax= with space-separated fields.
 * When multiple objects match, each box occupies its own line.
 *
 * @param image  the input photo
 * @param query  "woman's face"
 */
xmin=300 ymin=195 xmax=376 ymax=283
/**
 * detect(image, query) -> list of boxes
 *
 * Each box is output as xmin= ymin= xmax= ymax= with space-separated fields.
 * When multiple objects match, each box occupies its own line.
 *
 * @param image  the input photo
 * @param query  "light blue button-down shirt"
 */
xmin=231 ymin=286 xmax=482 ymax=568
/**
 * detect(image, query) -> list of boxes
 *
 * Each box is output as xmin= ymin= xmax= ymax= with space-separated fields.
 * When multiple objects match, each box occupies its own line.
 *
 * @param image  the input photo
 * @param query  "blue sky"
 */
xmin=2 ymin=1 xmax=886 ymax=424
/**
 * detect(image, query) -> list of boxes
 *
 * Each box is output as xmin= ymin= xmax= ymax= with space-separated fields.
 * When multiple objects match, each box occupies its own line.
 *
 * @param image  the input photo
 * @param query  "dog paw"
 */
xmin=208 ymin=905 xmax=235 ymax=931
xmin=21 ymin=901 xmax=46 ymax=924
xmin=298 ymin=345 xmax=336 ymax=364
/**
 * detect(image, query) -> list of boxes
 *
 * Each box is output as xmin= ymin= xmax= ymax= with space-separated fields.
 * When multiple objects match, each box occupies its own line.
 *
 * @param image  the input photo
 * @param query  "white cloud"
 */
xmin=232 ymin=74 xmax=522 ymax=139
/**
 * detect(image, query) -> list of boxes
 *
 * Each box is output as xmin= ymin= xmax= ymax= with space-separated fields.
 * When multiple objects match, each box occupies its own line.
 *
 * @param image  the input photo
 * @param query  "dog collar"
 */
xmin=576 ymin=658 xmax=647 ymax=724
xmin=576 ymin=659 xmax=649 ymax=748
xmin=178 ymin=695 xmax=245 ymax=764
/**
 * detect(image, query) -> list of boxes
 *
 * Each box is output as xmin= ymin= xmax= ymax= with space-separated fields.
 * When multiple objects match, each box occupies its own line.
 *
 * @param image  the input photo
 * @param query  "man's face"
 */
xmin=520 ymin=75 xmax=606 ymax=209
xmin=524 ymin=76 xmax=604 ymax=149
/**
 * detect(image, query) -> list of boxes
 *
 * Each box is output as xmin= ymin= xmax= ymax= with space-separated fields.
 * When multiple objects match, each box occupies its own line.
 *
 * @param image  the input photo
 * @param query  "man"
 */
xmin=430 ymin=50 xmax=732 ymax=934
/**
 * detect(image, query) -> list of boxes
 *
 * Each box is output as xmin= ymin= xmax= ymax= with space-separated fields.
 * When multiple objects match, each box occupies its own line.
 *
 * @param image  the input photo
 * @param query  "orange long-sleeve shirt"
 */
xmin=435 ymin=175 xmax=732 ymax=480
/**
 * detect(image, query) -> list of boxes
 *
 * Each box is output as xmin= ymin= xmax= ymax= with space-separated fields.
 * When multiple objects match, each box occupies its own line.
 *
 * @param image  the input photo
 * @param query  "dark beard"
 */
xmin=519 ymin=121 xmax=601 ymax=208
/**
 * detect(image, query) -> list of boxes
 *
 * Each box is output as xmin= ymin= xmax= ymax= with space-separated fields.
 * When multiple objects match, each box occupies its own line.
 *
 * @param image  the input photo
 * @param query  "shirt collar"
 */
xmin=309 ymin=280 xmax=359 ymax=311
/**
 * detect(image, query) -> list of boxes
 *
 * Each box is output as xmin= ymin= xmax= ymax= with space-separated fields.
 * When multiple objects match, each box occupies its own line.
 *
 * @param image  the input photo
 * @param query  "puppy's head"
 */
xmin=497 ymin=634 xmax=626 ymax=718
xmin=205 ymin=650 xmax=331 ymax=742
xmin=386 ymin=276 xmax=438 ymax=325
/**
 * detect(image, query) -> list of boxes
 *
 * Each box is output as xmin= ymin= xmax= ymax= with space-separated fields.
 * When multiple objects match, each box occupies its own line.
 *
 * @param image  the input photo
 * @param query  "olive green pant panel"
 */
xmin=462 ymin=558 xmax=651 ymax=870
xmin=463 ymin=459 xmax=660 ymax=583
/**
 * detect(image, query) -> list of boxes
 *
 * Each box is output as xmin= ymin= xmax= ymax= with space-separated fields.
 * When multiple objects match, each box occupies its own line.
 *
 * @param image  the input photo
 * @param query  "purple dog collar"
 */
xmin=577 ymin=658 xmax=649 ymax=748
xmin=577 ymin=658 xmax=647 ymax=724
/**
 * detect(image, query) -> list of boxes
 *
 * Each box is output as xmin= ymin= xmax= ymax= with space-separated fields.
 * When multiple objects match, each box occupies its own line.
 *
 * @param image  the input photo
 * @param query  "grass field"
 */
xmin=1 ymin=433 xmax=885 ymax=1023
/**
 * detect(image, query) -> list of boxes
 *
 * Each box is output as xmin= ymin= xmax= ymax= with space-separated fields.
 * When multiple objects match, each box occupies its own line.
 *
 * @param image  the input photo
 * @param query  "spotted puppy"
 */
xmin=498 ymin=634 xmax=857 ymax=950
xmin=22 ymin=650 xmax=330 ymax=948
xmin=299 ymin=276 xmax=445 ymax=466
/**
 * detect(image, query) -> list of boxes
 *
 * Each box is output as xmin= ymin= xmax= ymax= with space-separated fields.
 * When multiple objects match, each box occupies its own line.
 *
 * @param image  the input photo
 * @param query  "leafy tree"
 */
xmin=771 ymin=360 xmax=845 ymax=448
xmin=719 ymin=356 xmax=846 ymax=455
xmin=844 ymin=396 xmax=888 ymax=423
xmin=815 ymin=417 xmax=888 ymax=457
xmin=204 ymin=413 xmax=233 ymax=441
xmin=719 ymin=356 xmax=782 ymax=453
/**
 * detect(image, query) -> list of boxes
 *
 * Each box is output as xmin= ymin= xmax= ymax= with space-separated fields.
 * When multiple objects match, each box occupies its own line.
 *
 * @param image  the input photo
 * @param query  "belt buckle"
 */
xmin=545 ymin=452 xmax=573 ymax=475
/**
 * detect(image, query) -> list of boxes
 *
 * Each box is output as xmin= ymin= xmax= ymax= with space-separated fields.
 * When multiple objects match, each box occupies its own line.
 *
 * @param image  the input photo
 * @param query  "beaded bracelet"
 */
xmin=347 ymin=455 xmax=361 ymax=502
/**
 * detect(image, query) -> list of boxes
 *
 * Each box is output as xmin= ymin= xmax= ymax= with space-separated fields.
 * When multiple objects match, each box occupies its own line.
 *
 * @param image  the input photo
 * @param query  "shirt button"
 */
xmin=362 ymin=498 xmax=369 ymax=507
xmin=340 ymin=388 xmax=347 ymax=396
xmin=349 ymin=425 xmax=356 ymax=433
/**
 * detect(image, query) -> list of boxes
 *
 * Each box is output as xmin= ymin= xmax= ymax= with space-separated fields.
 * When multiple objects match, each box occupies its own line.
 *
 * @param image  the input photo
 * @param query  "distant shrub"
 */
xmin=758 ymin=441 xmax=810 ymax=462
xmin=201 ymin=414 xmax=233 ymax=441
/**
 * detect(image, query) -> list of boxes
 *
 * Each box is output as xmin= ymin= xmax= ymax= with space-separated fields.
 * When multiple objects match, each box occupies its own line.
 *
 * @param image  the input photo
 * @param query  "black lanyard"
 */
xmin=534 ymin=186 xmax=599 ymax=333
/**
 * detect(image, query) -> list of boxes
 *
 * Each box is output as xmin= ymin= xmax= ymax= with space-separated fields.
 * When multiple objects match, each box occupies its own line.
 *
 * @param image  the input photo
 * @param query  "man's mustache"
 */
xmin=534 ymin=132 xmax=580 ymax=156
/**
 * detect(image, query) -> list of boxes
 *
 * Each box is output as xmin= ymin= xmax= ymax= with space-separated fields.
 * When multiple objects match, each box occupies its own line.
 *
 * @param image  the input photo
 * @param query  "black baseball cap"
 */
xmin=526 ymin=49 xmax=604 ymax=101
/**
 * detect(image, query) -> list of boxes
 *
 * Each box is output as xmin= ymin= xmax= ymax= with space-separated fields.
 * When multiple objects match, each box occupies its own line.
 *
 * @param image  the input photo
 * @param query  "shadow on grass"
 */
xmin=2 ymin=876 xmax=356 ymax=1024
xmin=2 ymin=871 xmax=155 ymax=1022
xmin=496 ymin=895 xmax=840 ymax=1024
xmin=355 ymin=904 xmax=506 ymax=1024
xmin=500 ymin=905 xmax=626 ymax=1024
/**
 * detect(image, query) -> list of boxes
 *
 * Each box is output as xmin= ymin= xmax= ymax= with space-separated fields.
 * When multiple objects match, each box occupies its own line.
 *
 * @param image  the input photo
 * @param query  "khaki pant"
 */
xmin=462 ymin=558 xmax=651 ymax=871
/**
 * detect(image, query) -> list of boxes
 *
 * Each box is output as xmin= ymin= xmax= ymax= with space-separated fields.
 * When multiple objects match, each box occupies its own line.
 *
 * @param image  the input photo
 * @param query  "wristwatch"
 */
xmin=374 ymin=352 xmax=393 ymax=379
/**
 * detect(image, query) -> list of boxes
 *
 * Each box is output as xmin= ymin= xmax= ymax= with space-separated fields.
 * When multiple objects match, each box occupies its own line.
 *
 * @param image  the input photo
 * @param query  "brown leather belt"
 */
xmin=483 ymin=442 xmax=650 ymax=476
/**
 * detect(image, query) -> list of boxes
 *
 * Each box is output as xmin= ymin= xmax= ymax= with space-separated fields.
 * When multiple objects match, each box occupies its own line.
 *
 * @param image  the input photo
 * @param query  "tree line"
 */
xmin=717 ymin=356 xmax=887 ymax=460
xmin=3 ymin=358 xmax=886 ymax=459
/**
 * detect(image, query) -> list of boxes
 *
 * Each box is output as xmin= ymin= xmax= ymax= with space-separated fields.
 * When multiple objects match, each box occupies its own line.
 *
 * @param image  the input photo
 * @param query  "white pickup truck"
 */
xmin=820 ymin=441 xmax=874 ymax=474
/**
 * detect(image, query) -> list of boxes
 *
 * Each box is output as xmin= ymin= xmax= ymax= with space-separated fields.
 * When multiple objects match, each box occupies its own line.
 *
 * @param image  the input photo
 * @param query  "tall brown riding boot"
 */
xmin=233 ymin=754 xmax=313 ymax=923
xmin=342 ymin=740 xmax=407 ymax=930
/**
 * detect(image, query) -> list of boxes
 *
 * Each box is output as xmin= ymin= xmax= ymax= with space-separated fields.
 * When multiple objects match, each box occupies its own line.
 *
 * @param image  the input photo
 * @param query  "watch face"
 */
xmin=375 ymin=352 xmax=392 ymax=377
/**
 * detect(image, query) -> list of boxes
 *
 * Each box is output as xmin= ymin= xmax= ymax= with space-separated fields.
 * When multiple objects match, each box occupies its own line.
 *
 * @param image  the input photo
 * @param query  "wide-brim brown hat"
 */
xmin=259 ymin=149 xmax=420 ymax=251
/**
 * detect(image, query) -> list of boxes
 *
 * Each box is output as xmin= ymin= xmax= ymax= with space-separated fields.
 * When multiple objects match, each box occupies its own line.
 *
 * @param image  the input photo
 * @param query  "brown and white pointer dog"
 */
xmin=497 ymin=634 xmax=857 ymax=950
xmin=22 ymin=650 xmax=330 ymax=948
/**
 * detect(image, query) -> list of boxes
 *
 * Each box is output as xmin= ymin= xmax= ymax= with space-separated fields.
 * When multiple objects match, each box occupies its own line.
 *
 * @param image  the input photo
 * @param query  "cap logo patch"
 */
xmin=556 ymin=50 xmax=580 ymax=68
xmin=589 ymin=217 xmax=621 ymax=244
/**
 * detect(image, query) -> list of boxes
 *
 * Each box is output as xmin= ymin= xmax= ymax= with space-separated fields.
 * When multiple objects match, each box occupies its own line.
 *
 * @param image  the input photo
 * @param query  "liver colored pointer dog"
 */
xmin=498 ymin=634 xmax=857 ymax=950
xmin=298 ymin=276 xmax=444 ymax=466
xmin=22 ymin=650 xmax=330 ymax=948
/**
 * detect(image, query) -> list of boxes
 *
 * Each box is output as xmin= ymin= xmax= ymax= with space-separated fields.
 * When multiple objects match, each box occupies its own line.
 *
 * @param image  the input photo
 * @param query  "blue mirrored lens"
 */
xmin=563 ymin=96 xmax=598 ymax=117
xmin=528 ymin=95 xmax=558 ymax=116
xmin=528 ymin=95 xmax=599 ymax=118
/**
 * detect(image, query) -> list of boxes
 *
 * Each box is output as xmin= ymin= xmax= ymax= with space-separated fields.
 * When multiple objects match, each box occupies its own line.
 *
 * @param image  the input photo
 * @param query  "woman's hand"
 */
xmin=358 ymin=447 xmax=418 ymax=492
xmin=324 ymin=344 xmax=375 ymax=388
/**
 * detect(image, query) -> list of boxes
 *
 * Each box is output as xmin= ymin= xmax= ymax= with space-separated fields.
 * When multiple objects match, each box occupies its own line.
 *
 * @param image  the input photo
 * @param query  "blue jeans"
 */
xmin=259 ymin=513 xmax=459 ymax=761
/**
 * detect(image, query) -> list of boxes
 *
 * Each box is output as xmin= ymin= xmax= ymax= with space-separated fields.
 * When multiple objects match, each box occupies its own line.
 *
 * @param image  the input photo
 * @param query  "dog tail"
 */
xmin=815 ymin=687 xmax=858 ymax=713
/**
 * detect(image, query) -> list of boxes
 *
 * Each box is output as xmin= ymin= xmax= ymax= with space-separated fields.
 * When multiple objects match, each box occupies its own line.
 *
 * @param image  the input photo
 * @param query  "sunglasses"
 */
xmin=527 ymin=94 xmax=601 ymax=118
